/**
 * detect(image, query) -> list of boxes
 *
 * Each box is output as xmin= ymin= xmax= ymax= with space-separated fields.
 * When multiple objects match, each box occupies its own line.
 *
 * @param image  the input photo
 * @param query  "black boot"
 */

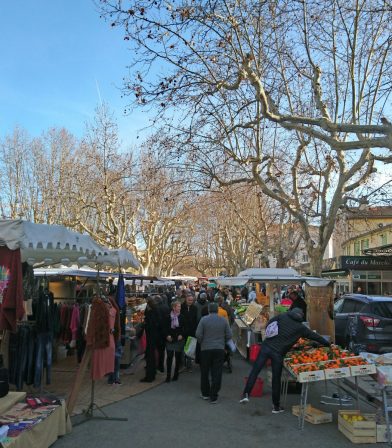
xmin=172 ymin=370 xmax=179 ymax=381
xmin=165 ymin=374 xmax=171 ymax=383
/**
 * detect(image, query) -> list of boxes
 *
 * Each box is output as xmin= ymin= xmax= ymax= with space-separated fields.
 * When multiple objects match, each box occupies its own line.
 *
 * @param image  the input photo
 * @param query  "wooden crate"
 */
xmin=292 ymin=405 xmax=332 ymax=424
xmin=338 ymin=411 xmax=376 ymax=444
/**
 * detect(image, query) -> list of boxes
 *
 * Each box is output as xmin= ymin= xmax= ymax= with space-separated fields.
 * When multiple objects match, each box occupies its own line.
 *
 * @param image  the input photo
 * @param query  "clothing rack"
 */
xmin=70 ymin=263 xmax=128 ymax=425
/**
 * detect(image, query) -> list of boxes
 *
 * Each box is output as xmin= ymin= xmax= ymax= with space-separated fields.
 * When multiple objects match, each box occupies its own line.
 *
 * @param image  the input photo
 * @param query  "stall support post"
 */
xmin=381 ymin=387 xmax=392 ymax=446
xmin=266 ymin=282 xmax=274 ymax=314
xmin=298 ymin=382 xmax=309 ymax=430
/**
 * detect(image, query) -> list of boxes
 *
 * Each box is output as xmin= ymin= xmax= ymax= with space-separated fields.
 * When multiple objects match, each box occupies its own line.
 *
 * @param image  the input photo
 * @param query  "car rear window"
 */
xmin=341 ymin=299 xmax=365 ymax=313
xmin=372 ymin=302 xmax=392 ymax=318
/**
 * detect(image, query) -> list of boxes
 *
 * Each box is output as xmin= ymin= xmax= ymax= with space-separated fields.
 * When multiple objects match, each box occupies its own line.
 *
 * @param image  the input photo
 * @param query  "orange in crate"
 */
xmin=245 ymin=377 xmax=264 ymax=397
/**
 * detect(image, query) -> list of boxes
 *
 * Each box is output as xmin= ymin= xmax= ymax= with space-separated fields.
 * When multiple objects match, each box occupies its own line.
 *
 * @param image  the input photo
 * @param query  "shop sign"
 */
xmin=340 ymin=256 xmax=392 ymax=270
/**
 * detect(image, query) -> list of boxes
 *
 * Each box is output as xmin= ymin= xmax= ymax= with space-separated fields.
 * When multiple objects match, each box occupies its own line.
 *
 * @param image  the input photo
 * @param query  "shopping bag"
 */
xmin=249 ymin=344 xmax=261 ymax=362
xmin=184 ymin=336 xmax=197 ymax=359
xmin=226 ymin=339 xmax=236 ymax=353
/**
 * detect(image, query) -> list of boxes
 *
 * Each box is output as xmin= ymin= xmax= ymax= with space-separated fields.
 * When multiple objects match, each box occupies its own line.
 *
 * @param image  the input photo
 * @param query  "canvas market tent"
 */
xmin=0 ymin=219 xmax=139 ymax=269
xmin=215 ymin=268 xmax=332 ymax=288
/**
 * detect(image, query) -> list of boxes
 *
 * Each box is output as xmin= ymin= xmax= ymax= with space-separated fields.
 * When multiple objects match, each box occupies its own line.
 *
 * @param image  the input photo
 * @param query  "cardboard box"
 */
xmin=296 ymin=369 xmax=325 ymax=383
xmin=377 ymin=366 xmax=392 ymax=387
xmin=292 ymin=405 xmax=332 ymax=424
xmin=338 ymin=411 xmax=376 ymax=444
xmin=350 ymin=363 xmax=377 ymax=376
xmin=376 ymin=424 xmax=392 ymax=443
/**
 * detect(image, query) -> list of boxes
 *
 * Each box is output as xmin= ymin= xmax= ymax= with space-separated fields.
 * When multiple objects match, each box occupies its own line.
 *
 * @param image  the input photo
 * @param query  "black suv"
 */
xmin=334 ymin=294 xmax=392 ymax=354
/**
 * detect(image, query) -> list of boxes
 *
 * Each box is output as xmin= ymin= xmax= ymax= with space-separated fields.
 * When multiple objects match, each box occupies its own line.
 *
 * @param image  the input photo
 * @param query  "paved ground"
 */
xmin=53 ymin=354 xmax=383 ymax=448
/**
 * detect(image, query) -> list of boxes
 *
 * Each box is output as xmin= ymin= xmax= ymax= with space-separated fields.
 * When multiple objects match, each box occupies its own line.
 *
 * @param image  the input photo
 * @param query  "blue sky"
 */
xmin=0 ymin=1 xmax=151 ymax=147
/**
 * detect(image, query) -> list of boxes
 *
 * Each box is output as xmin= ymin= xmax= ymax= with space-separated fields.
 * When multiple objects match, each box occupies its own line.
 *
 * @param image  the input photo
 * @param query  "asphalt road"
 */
xmin=53 ymin=354 xmax=382 ymax=448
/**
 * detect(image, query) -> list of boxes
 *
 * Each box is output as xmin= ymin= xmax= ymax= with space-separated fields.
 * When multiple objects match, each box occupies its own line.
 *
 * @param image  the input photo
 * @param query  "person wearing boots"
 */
xmin=164 ymin=301 xmax=185 ymax=382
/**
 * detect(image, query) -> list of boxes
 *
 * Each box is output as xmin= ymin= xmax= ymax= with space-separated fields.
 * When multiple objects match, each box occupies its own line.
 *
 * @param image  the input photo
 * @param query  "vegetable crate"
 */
xmin=338 ymin=410 xmax=377 ymax=444
xmin=292 ymin=405 xmax=332 ymax=424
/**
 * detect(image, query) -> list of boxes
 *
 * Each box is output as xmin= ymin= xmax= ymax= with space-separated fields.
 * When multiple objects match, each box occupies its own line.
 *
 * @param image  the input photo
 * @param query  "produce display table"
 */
xmin=282 ymin=344 xmax=376 ymax=430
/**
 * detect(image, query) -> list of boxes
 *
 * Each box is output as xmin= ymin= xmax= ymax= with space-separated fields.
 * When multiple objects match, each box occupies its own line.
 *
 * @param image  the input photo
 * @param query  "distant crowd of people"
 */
xmin=139 ymin=285 xmax=235 ymax=404
xmin=134 ymin=281 xmax=328 ymax=411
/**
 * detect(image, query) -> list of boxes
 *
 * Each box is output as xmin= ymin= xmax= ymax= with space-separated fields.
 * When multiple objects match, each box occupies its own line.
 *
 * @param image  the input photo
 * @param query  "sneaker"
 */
xmin=239 ymin=393 xmax=249 ymax=404
xmin=200 ymin=395 xmax=210 ymax=400
xmin=210 ymin=399 xmax=218 ymax=404
xmin=272 ymin=406 xmax=284 ymax=414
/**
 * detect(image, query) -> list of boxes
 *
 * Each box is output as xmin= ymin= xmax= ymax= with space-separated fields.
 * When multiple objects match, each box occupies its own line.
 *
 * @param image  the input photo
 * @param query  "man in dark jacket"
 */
xmin=240 ymin=308 xmax=329 ymax=413
xmin=288 ymin=291 xmax=307 ymax=321
xmin=155 ymin=295 xmax=170 ymax=374
xmin=181 ymin=293 xmax=198 ymax=370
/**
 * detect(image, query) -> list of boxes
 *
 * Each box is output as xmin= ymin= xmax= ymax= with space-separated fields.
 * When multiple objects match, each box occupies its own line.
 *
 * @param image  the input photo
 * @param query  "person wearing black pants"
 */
xmin=164 ymin=301 xmax=185 ymax=382
xmin=196 ymin=303 xmax=232 ymax=404
xmin=240 ymin=308 xmax=329 ymax=413
xmin=140 ymin=297 xmax=161 ymax=383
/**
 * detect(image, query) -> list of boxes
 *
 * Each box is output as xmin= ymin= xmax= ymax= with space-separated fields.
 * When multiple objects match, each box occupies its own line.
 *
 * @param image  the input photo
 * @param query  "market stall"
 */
xmin=0 ymin=219 xmax=139 ymax=445
xmin=217 ymin=269 xmax=335 ymax=358
xmin=282 ymin=342 xmax=377 ymax=430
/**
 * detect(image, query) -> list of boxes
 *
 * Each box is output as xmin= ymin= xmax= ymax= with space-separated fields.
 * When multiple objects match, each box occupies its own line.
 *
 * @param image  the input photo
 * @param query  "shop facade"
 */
xmin=322 ymin=255 xmax=392 ymax=296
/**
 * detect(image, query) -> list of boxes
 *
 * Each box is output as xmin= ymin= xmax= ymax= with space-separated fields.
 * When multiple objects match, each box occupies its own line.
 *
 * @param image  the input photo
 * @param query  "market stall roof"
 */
xmin=163 ymin=275 xmax=198 ymax=282
xmin=215 ymin=268 xmax=333 ymax=287
xmin=112 ymin=277 xmax=175 ymax=286
xmin=0 ymin=220 xmax=139 ymax=269
xmin=34 ymin=267 xmax=113 ymax=278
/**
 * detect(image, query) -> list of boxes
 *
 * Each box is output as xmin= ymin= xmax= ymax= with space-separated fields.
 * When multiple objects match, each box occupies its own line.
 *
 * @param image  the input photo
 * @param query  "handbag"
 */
xmin=184 ymin=336 xmax=197 ymax=359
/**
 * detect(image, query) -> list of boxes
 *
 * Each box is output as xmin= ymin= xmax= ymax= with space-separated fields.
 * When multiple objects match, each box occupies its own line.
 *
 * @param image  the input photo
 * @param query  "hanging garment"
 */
xmin=0 ymin=247 xmax=25 ymax=331
xmin=90 ymin=305 xmax=117 ymax=380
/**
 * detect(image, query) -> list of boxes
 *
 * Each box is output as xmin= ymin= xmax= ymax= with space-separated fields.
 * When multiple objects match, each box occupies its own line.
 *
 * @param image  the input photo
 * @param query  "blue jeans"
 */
xmin=34 ymin=332 xmax=53 ymax=388
xmin=243 ymin=343 xmax=283 ymax=407
xmin=108 ymin=341 xmax=123 ymax=383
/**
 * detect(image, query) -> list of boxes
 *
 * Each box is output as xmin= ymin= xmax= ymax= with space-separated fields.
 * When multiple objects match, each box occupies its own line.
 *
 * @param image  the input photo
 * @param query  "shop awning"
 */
xmin=0 ymin=220 xmax=139 ymax=269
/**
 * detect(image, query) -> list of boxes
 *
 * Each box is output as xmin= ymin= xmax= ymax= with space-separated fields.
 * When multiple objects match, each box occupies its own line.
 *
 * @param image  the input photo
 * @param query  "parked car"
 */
xmin=334 ymin=294 xmax=392 ymax=354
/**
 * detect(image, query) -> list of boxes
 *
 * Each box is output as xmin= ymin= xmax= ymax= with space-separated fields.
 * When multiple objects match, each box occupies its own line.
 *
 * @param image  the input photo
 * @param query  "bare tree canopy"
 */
xmin=99 ymin=0 xmax=392 ymax=275
xmin=100 ymin=0 xmax=392 ymax=154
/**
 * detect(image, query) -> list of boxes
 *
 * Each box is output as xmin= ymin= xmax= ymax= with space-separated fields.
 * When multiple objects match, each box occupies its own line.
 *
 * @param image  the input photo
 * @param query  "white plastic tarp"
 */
xmin=96 ymin=248 xmax=139 ymax=270
xmin=0 ymin=220 xmax=139 ymax=269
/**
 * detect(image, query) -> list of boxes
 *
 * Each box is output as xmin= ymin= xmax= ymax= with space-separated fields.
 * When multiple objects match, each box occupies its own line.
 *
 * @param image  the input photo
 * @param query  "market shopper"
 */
xmin=288 ymin=291 xmax=307 ymax=321
xmin=240 ymin=308 xmax=329 ymax=413
xmin=181 ymin=294 xmax=198 ymax=371
xmin=155 ymin=295 xmax=170 ymax=374
xmin=195 ymin=292 xmax=209 ymax=322
xmin=247 ymin=287 xmax=256 ymax=303
xmin=196 ymin=302 xmax=232 ymax=404
xmin=140 ymin=297 xmax=161 ymax=383
xmin=164 ymin=301 xmax=185 ymax=382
